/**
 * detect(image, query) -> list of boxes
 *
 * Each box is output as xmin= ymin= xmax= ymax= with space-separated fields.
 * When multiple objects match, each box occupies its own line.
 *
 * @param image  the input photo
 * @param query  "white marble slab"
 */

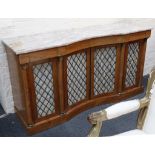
xmin=2 ymin=21 xmax=152 ymax=55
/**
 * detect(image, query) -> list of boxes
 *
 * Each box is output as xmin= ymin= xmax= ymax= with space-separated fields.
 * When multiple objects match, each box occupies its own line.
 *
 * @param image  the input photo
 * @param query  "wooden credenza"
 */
xmin=3 ymin=29 xmax=151 ymax=134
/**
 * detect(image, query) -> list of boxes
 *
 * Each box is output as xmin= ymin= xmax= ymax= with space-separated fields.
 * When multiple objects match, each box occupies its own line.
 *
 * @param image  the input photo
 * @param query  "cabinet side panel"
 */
xmin=4 ymin=45 xmax=30 ymax=125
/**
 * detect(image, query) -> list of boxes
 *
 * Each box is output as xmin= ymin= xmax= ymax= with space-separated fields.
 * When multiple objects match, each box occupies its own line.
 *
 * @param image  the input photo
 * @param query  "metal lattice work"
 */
xmin=67 ymin=52 xmax=87 ymax=106
xmin=125 ymin=42 xmax=139 ymax=87
xmin=94 ymin=46 xmax=116 ymax=96
xmin=33 ymin=62 xmax=55 ymax=118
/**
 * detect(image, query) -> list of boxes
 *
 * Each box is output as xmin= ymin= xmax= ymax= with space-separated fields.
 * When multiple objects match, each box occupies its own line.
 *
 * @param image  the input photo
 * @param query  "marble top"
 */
xmin=2 ymin=22 xmax=152 ymax=55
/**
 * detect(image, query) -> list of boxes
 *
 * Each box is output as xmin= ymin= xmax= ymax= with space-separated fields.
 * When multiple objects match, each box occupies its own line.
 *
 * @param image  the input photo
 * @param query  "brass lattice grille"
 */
xmin=125 ymin=42 xmax=139 ymax=87
xmin=33 ymin=62 xmax=55 ymax=118
xmin=67 ymin=52 xmax=87 ymax=106
xmin=94 ymin=46 xmax=116 ymax=96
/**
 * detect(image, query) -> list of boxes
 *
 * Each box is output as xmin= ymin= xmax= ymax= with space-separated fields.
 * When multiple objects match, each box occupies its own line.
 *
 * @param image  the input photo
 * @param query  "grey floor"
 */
xmin=0 ymin=75 xmax=148 ymax=137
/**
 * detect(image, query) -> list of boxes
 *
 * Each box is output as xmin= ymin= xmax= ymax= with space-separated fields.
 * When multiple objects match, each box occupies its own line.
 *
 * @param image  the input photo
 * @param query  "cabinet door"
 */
xmin=29 ymin=59 xmax=59 ymax=122
xmin=91 ymin=45 xmax=120 ymax=98
xmin=123 ymin=41 xmax=143 ymax=90
xmin=63 ymin=49 xmax=91 ymax=108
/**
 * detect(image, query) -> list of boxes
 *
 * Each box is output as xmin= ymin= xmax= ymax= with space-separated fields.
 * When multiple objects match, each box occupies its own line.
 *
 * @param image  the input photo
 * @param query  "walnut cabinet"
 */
xmin=4 ymin=30 xmax=151 ymax=134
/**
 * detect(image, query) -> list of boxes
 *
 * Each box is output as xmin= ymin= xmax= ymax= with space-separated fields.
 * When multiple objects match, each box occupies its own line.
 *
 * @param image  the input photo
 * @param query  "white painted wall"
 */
xmin=0 ymin=18 xmax=155 ymax=113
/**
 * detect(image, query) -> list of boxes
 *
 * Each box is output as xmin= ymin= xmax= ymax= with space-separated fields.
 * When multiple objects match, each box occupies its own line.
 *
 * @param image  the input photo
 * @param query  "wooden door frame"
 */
xmin=27 ymin=58 xmax=60 ymax=123
xmin=63 ymin=49 xmax=91 ymax=111
xmin=122 ymin=39 xmax=146 ymax=91
xmin=90 ymin=44 xmax=122 ymax=99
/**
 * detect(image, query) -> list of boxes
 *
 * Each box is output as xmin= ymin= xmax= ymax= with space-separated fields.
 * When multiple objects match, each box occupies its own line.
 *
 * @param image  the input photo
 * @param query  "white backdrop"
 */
xmin=0 ymin=18 xmax=155 ymax=113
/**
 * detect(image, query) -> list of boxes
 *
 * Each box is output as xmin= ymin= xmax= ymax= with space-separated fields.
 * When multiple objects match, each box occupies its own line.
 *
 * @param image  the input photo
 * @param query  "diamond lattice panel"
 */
xmin=33 ymin=62 xmax=55 ymax=118
xmin=125 ymin=42 xmax=139 ymax=87
xmin=94 ymin=46 xmax=116 ymax=96
xmin=67 ymin=52 xmax=87 ymax=106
